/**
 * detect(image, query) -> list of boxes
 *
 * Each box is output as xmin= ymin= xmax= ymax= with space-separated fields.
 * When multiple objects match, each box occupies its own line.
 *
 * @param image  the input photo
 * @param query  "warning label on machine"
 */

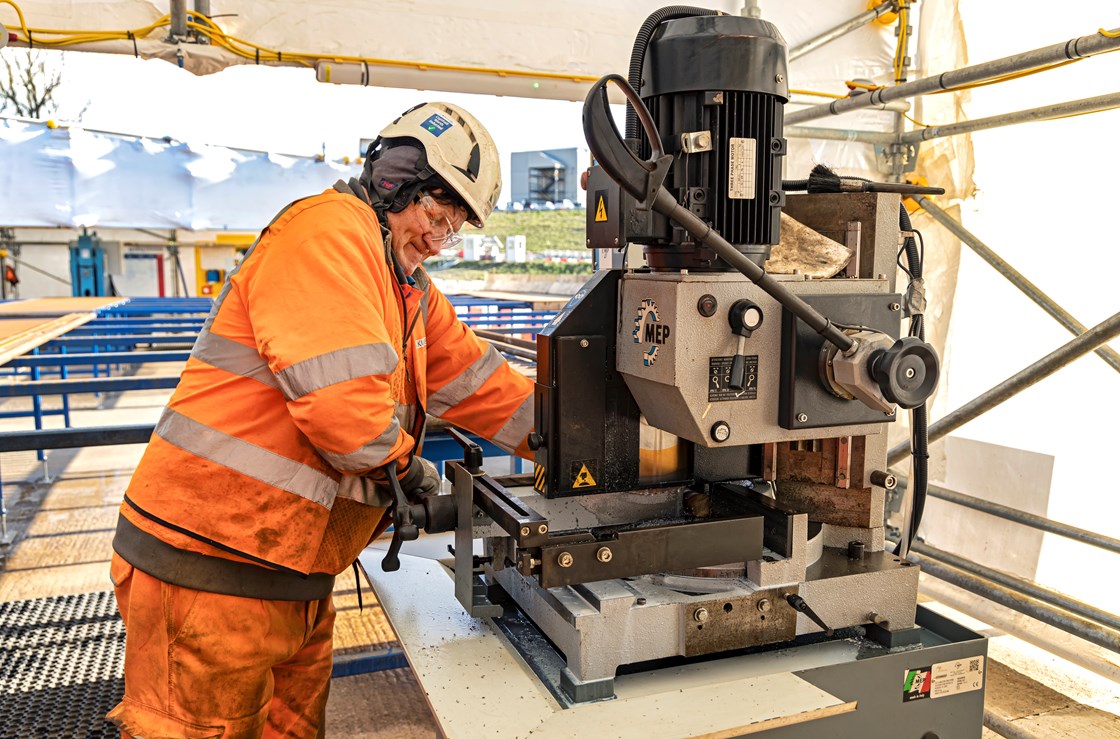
xmin=708 ymin=356 xmax=758 ymax=401
xmin=728 ymin=137 xmax=757 ymax=200
xmin=570 ymin=459 xmax=598 ymax=489
xmin=903 ymin=656 xmax=984 ymax=702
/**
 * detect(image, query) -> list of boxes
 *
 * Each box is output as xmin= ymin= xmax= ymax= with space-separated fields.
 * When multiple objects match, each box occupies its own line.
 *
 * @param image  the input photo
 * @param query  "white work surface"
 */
xmin=359 ymin=539 xmax=857 ymax=738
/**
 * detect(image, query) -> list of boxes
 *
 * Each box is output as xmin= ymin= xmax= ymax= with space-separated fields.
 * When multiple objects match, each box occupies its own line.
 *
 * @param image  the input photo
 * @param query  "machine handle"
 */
xmin=380 ymin=464 xmax=420 ymax=573
xmin=582 ymin=74 xmax=673 ymax=209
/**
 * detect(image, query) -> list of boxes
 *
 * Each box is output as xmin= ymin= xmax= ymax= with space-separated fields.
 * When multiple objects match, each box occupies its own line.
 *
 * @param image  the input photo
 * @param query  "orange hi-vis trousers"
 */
xmin=107 ymin=553 xmax=335 ymax=738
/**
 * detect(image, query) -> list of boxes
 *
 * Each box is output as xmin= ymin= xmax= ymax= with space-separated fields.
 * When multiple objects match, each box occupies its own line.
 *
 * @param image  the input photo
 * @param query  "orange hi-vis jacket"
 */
xmin=117 ymin=183 xmax=534 ymax=582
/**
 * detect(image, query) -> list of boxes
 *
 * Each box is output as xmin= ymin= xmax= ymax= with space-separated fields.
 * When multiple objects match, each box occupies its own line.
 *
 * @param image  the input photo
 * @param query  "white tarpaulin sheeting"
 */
xmin=0 ymin=116 xmax=359 ymax=228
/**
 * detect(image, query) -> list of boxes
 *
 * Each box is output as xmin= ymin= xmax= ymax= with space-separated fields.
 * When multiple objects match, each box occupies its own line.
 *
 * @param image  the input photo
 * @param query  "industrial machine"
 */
xmin=69 ymin=230 xmax=118 ymax=297
xmin=369 ymin=9 xmax=987 ymax=736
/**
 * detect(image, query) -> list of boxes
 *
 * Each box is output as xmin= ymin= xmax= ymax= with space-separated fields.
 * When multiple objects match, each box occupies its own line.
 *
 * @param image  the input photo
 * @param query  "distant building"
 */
xmin=509 ymin=148 xmax=589 ymax=209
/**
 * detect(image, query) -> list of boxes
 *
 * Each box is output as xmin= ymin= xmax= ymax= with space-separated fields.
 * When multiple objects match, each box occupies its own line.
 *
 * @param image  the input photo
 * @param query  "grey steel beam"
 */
xmin=913 ymin=542 xmax=1120 ymax=633
xmin=899 ymin=547 xmax=1120 ymax=653
xmin=789 ymin=1 xmax=898 ymax=61
xmin=895 ymin=478 xmax=1120 ymax=557
xmin=901 ymin=91 xmax=1120 ymax=144
xmin=916 ymin=195 xmax=1120 ymax=375
xmin=888 ymin=309 xmax=1120 ymax=465
xmin=787 ymin=28 xmax=1120 ymax=125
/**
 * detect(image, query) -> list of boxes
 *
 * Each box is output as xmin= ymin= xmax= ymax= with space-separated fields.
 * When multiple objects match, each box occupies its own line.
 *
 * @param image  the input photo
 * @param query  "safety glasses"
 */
xmin=418 ymin=192 xmax=465 ymax=249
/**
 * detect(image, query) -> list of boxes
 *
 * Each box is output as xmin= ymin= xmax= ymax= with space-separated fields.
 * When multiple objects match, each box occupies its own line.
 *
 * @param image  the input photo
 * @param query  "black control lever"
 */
xmin=727 ymin=300 xmax=764 ymax=392
xmin=786 ymin=594 xmax=834 ymax=637
xmin=380 ymin=465 xmax=420 ymax=573
xmin=446 ymin=427 xmax=484 ymax=473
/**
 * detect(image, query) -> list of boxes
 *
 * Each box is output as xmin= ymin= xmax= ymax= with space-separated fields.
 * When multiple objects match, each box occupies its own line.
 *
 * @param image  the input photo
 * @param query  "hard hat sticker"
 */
xmin=571 ymin=461 xmax=598 ymax=488
xmin=421 ymin=113 xmax=454 ymax=137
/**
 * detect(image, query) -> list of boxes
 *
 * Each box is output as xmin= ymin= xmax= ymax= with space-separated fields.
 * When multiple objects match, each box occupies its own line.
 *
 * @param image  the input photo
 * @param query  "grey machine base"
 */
xmin=491 ymin=593 xmax=988 ymax=738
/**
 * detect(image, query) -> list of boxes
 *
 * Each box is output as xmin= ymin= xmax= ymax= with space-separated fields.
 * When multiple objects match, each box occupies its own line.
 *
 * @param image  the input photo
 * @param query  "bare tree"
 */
xmin=0 ymin=48 xmax=64 ymax=118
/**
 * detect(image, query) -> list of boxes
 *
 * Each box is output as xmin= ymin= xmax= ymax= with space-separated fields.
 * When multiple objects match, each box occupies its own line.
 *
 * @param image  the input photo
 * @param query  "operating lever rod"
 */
xmin=652 ymin=189 xmax=855 ymax=352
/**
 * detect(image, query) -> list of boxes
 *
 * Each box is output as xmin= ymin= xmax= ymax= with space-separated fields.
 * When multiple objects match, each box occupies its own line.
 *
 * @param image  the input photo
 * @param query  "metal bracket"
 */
xmin=874 ymin=141 xmax=919 ymax=176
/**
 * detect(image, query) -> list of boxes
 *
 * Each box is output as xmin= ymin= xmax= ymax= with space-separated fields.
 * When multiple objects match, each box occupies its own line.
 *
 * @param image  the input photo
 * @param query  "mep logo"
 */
xmin=903 ymin=666 xmax=932 ymax=702
xmin=632 ymin=298 xmax=671 ymax=367
xmin=421 ymin=113 xmax=453 ymax=137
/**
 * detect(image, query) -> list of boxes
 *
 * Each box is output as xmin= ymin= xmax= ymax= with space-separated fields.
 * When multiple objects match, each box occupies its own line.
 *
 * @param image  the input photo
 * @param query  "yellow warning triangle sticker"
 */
xmin=573 ymin=463 xmax=597 ymax=488
xmin=594 ymin=196 xmax=608 ymax=222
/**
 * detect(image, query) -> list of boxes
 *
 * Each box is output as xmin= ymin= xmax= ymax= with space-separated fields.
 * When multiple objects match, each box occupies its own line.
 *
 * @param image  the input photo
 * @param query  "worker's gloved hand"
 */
xmin=399 ymin=456 xmax=441 ymax=500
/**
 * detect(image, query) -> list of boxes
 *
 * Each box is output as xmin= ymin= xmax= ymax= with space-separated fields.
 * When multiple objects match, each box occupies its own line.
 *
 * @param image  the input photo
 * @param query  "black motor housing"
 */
xmin=637 ymin=15 xmax=789 ymax=271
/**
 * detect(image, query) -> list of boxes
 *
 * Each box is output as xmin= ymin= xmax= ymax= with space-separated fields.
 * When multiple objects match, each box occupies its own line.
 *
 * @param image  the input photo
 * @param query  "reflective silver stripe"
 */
xmin=491 ymin=394 xmax=533 ymax=454
xmin=156 ymin=408 xmax=337 ymax=509
xmin=315 ymin=417 xmax=401 ymax=472
xmin=275 ymin=343 xmax=399 ymax=400
xmin=427 ymin=344 xmax=505 ymax=416
xmin=191 ymin=328 xmax=280 ymax=390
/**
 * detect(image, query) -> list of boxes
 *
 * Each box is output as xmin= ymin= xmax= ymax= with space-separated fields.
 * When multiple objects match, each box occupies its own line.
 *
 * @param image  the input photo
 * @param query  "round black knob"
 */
xmin=728 ymin=299 xmax=764 ymax=337
xmin=527 ymin=432 xmax=545 ymax=451
xmin=870 ymin=337 xmax=939 ymax=409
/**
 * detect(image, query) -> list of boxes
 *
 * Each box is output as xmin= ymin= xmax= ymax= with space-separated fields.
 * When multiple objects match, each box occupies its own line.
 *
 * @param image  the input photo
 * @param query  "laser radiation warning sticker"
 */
xmin=595 ymin=192 xmax=608 ymax=222
xmin=571 ymin=460 xmax=598 ymax=488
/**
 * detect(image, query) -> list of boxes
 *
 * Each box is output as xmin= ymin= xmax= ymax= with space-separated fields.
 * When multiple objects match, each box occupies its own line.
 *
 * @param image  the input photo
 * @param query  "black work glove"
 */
xmin=399 ymin=456 xmax=441 ymax=500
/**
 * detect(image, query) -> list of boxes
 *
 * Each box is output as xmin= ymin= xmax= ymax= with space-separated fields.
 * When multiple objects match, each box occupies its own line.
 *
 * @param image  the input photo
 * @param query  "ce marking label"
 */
xmin=708 ymin=356 xmax=758 ymax=401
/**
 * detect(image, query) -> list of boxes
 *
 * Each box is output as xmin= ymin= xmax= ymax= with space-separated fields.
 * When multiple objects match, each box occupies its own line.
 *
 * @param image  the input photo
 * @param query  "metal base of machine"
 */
xmin=361 ymin=547 xmax=988 ymax=737
xmin=491 ymin=544 xmax=921 ymax=696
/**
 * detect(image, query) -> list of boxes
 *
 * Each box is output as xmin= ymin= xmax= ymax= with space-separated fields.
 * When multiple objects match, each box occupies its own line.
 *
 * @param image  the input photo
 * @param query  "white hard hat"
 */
xmin=378 ymin=102 xmax=501 ymax=227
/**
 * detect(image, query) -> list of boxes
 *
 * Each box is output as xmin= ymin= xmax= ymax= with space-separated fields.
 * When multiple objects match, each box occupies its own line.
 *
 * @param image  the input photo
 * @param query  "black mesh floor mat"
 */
xmin=0 ymin=591 xmax=123 ymax=739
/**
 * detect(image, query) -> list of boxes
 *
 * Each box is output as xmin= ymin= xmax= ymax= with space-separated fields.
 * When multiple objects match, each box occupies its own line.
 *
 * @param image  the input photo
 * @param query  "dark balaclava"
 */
xmin=357 ymin=139 xmax=436 ymax=217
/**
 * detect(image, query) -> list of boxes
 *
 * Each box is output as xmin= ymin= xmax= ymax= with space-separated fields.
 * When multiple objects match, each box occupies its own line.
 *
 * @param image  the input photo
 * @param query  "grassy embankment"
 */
xmin=434 ymin=209 xmax=593 ymax=278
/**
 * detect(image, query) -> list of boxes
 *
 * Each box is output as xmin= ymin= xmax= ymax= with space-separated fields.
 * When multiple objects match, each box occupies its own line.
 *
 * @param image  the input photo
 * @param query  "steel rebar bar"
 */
xmin=789 ymin=1 xmax=898 ymax=61
xmin=888 ymin=309 xmax=1120 ymax=465
xmin=913 ymin=541 xmax=1120 ymax=633
xmin=787 ymin=28 xmax=1120 ymax=125
xmin=895 ymin=477 xmax=1120 ymax=556
xmin=916 ymin=196 xmax=1120 ymax=375
xmin=897 ymin=547 xmax=1120 ymax=653
xmin=901 ymin=91 xmax=1120 ymax=143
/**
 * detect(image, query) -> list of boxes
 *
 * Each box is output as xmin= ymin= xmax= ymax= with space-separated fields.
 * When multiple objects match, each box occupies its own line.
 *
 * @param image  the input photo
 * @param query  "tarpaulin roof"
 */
xmin=0 ymin=116 xmax=359 ymax=229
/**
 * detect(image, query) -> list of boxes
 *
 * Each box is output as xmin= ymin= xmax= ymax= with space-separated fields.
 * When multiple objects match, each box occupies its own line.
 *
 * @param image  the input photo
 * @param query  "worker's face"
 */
xmin=387 ymin=194 xmax=468 ymax=276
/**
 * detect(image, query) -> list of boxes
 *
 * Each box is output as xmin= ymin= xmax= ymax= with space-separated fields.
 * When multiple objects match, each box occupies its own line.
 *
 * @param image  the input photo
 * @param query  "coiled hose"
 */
xmin=624 ymin=6 xmax=723 ymax=140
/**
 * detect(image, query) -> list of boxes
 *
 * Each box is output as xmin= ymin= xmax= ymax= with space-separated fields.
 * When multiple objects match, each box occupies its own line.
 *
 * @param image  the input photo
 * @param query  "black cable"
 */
xmin=625 ymin=6 xmax=720 ymax=140
xmin=898 ymin=204 xmax=929 ymax=549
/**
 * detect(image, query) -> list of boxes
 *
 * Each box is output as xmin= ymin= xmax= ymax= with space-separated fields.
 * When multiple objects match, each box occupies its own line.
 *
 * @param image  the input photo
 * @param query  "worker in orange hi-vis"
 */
xmin=106 ymin=102 xmax=534 ymax=738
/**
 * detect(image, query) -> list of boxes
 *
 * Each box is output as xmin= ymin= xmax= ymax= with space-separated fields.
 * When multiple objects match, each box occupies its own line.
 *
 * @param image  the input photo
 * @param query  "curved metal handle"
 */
xmin=582 ymin=74 xmax=673 ymax=208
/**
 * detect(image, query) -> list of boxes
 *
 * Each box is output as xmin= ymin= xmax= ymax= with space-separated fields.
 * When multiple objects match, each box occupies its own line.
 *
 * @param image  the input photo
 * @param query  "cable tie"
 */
xmin=27 ymin=29 xmax=32 ymax=49
xmin=277 ymin=50 xmax=282 ymax=62
xmin=127 ymin=31 xmax=138 ymax=58
xmin=255 ymin=47 xmax=259 ymax=64
xmin=362 ymin=60 xmax=370 ymax=86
